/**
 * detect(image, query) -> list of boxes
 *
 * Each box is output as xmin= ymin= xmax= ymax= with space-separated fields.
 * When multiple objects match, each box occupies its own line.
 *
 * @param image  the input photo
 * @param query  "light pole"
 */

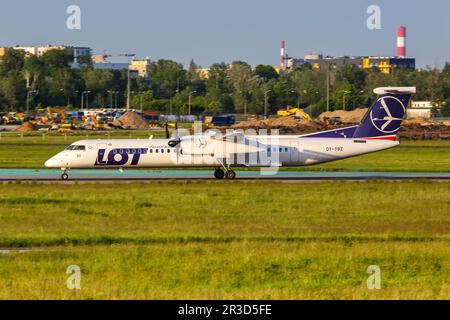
xmin=326 ymin=62 xmax=330 ymax=112
xmin=26 ymin=90 xmax=38 ymax=113
xmin=188 ymin=91 xmax=196 ymax=115
xmin=119 ymin=53 xmax=135 ymax=111
xmin=290 ymin=89 xmax=300 ymax=108
xmin=264 ymin=89 xmax=271 ymax=118
xmin=342 ymin=90 xmax=350 ymax=111
xmin=82 ymin=91 xmax=91 ymax=110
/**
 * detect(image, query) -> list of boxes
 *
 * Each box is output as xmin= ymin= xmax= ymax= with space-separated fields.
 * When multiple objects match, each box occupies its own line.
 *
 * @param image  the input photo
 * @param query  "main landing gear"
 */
xmin=214 ymin=168 xmax=236 ymax=180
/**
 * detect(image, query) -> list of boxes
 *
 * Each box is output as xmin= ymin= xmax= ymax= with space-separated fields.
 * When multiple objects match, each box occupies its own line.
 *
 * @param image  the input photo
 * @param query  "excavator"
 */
xmin=277 ymin=106 xmax=312 ymax=121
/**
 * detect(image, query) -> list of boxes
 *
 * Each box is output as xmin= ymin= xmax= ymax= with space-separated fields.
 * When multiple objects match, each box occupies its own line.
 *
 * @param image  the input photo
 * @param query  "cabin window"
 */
xmin=167 ymin=149 xmax=171 ymax=153
xmin=149 ymin=149 xmax=153 ymax=153
xmin=66 ymin=145 xmax=86 ymax=151
xmin=161 ymin=149 xmax=164 ymax=153
xmin=155 ymin=149 xmax=159 ymax=153
xmin=285 ymin=147 xmax=288 ymax=152
xmin=279 ymin=147 xmax=282 ymax=152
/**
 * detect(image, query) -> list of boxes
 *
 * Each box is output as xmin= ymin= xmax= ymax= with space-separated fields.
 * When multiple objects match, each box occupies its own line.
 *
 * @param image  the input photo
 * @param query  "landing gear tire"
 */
xmin=214 ymin=169 xmax=225 ymax=180
xmin=225 ymin=170 xmax=236 ymax=180
xmin=61 ymin=173 xmax=69 ymax=181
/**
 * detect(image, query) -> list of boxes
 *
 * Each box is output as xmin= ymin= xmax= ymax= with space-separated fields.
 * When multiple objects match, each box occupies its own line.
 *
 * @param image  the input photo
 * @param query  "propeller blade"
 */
xmin=174 ymin=122 xmax=179 ymax=139
xmin=164 ymin=122 xmax=170 ymax=139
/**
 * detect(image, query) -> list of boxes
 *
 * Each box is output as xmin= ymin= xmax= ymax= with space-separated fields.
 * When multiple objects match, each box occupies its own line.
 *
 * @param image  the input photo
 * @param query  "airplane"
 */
xmin=45 ymin=87 xmax=416 ymax=180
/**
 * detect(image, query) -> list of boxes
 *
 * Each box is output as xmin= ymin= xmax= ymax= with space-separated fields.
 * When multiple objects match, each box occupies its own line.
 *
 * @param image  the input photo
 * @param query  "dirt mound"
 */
xmin=16 ymin=122 xmax=39 ymax=132
xmin=403 ymin=117 xmax=430 ymax=125
xmin=114 ymin=111 xmax=149 ymax=129
xmin=319 ymin=108 xmax=368 ymax=124
xmin=230 ymin=116 xmax=330 ymax=134
xmin=399 ymin=123 xmax=450 ymax=140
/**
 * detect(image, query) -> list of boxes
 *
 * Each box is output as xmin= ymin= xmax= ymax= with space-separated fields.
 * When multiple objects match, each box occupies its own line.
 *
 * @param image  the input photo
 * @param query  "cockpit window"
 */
xmin=66 ymin=145 xmax=86 ymax=151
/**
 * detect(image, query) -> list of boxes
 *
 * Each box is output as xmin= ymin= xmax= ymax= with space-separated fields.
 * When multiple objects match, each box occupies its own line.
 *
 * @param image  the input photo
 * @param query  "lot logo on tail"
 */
xmin=370 ymin=96 xmax=406 ymax=133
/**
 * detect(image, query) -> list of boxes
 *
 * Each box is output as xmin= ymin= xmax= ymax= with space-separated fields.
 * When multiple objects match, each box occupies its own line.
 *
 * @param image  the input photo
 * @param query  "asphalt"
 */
xmin=0 ymin=169 xmax=449 ymax=181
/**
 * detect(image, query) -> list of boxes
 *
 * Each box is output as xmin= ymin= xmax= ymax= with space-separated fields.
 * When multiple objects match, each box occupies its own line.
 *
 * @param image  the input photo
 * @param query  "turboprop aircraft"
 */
xmin=45 ymin=87 xmax=416 ymax=180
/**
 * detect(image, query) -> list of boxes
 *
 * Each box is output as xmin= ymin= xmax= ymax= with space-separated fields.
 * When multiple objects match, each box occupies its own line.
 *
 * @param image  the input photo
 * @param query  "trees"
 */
xmin=150 ymin=59 xmax=186 ymax=99
xmin=0 ymin=49 xmax=25 ymax=76
xmin=254 ymin=64 xmax=279 ymax=81
xmin=0 ymin=49 xmax=448 ymax=116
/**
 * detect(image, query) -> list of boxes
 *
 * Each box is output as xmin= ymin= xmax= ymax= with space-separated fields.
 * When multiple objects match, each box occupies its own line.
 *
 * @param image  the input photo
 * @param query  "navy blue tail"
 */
xmin=352 ymin=87 xmax=415 ymax=139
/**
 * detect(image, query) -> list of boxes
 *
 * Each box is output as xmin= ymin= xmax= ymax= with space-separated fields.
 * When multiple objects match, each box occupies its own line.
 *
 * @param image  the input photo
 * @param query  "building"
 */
xmin=407 ymin=101 xmax=434 ymax=119
xmin=92 ymin=54 xmax=108 ymax=64
xmin=308 ymin=56 xmax=364 ymax=71
xmin=129 ymin=57 xmax=151 ymax=78
xmin=0 ymin=47 xmax=6 ymax=62
xmin=7 ymin=45 xmax=92 ymax=63
xmin=70 ymin=60 xmax=128 ymax=71
xmin=278 ymin=26 xmax=415 ymax=74
xmin=72 ymin=47 xmax=92 ymax=63
xmin=286 ymin=57 xmax=306 ymax=69
xmin=11 ymin=45 xmax=39 ymax=56
xmin=194 ymin=68 xmax=210 ymax=79
xmin=303 ymin=55 xmax=415 ymax=74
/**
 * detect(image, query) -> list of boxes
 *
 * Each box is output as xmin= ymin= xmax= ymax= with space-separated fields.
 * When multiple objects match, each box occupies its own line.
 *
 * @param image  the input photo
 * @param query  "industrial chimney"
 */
xmin=397 ymin=26 xmax=406 ymax=58
xmin=280 ymin=40 xmax=285 ymax=67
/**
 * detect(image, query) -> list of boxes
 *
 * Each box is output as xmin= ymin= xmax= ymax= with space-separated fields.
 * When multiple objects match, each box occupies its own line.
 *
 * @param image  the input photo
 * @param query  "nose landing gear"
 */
xmin=61 ymin=169 xmax=69 ymax=181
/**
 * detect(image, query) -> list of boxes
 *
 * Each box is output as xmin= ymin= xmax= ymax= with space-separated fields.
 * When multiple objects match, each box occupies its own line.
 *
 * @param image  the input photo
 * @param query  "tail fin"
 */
xmin=352 ymin=87 xmax=416 ymax=140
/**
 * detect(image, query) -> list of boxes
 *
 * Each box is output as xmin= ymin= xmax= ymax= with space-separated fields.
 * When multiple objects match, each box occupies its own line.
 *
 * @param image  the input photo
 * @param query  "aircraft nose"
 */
xmin=45 ymin=156 xmax=59 ymax=168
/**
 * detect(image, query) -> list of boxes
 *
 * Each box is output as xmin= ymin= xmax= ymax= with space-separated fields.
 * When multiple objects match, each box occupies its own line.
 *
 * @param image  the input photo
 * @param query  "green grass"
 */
xmin=0 ymin=181 xmax=449 ymax=299
xmin=0 ymin=181 xmax=448 ymax=242
xmin=1 ymin=242 xmax=449 ymax=299
xmin=0 ymin=131 xmax=449 ymax=171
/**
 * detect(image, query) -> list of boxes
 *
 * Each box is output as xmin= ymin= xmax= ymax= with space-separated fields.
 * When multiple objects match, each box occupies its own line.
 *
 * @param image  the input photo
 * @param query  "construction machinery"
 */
xmin=277 ymin=107 xmax=312 ymax=121
xmin=322 ymin=116 xmax=343 ymax=126
xmin=47 ymin=108 xmax=66 ymax=122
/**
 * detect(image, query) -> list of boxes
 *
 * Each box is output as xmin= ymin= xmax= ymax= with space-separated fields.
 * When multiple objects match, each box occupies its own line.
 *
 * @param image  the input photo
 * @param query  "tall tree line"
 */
xmin=0 ymin=48 xmax=449 ymax=116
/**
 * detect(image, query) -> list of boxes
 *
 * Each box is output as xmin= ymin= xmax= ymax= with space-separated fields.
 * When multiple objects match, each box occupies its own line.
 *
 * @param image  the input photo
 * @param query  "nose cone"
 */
xmin=45 ymin=156 xmax=60 ymax=168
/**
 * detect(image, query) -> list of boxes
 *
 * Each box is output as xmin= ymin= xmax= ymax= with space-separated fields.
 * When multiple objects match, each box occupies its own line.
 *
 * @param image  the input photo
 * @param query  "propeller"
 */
xmin=164 ymin=122 xmax=170 ymax=139
xmin=167 ymin=121 xmax=181 ymax=163
xmin=168 ymin=121 xmax=181 ymax=147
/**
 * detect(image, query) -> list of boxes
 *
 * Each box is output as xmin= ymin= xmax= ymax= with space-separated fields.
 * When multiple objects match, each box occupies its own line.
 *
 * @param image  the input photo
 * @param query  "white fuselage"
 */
xmin=44 ymin=135 xmax=399 ymax=170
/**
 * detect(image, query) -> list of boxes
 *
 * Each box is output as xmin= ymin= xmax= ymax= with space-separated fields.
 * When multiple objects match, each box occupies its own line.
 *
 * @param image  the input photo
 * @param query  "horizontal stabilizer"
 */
xmin=373 ymin=87 xmax=416 ymax=95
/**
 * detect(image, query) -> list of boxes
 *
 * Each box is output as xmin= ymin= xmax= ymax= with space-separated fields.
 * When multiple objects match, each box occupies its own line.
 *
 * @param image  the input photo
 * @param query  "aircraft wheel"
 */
xmin=61 ymin=173 xmax=69 ymax=181
xmin=225 ymin=170 xmax=236 ymax=180
xmin=214 ymin=169 xmax=225 ymax=180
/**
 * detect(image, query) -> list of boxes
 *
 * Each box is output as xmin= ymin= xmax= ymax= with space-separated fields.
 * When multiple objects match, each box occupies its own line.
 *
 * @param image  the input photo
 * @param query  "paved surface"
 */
xmin=0 ymin=169 xmax=449 ymax=181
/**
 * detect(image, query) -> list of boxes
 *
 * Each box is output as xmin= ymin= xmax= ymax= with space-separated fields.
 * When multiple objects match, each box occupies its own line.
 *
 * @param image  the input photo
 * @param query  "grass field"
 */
xmin=0 ymin=181 xmax=449 ymax=299
xmin=0 ymin=131 xmax=449 ymax=171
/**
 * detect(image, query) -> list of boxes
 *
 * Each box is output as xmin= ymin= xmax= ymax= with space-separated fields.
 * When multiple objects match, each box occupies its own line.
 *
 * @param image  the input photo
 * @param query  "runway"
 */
xmin=0 ymin=169 xmax=449 ymax=181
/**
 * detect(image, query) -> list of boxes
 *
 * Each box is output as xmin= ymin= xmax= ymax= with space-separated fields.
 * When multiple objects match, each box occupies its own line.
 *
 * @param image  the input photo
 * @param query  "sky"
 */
xmin=0 ymin=0 xmax=448 ymax=68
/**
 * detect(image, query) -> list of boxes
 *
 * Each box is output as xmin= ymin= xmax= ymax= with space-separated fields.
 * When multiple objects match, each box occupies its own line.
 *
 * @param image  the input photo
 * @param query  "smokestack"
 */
xmin=397 ymin=26 xmax=406 ymax=58
xmin=280 ymin=40 xmax=285 ymax=67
